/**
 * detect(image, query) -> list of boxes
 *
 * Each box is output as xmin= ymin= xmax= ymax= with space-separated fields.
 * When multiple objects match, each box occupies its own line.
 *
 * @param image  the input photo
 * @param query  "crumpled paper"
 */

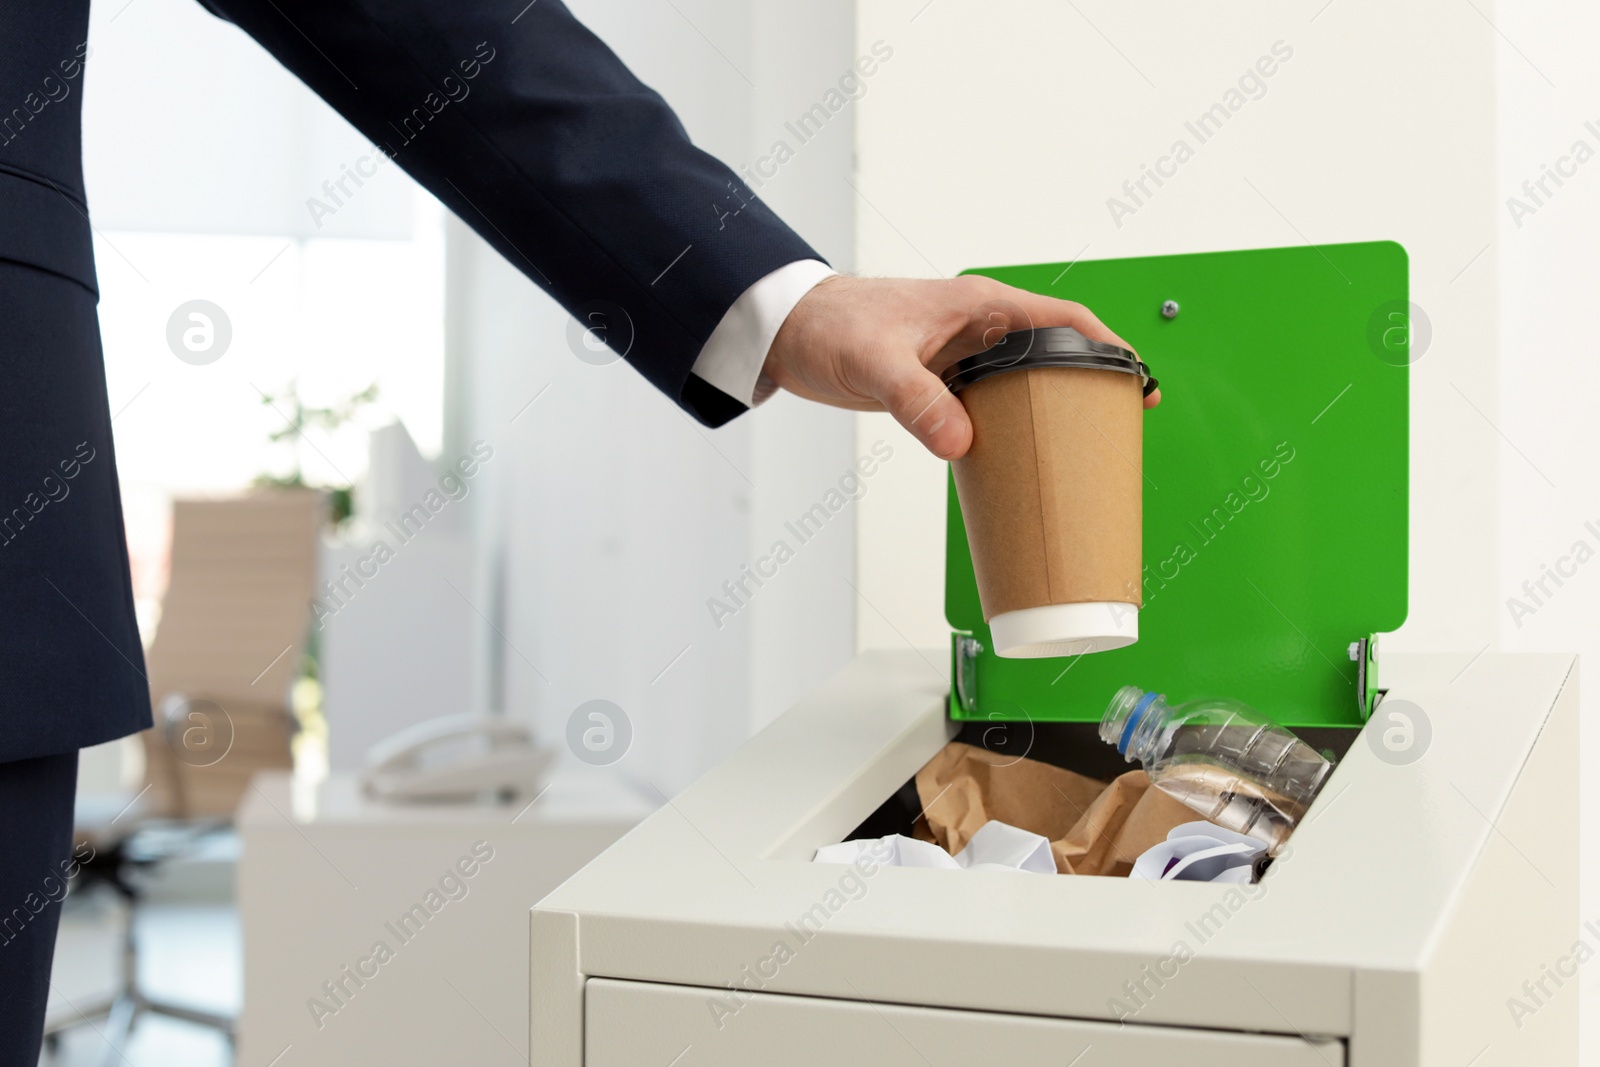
xmin=1129 ymin=822 xmax=1268 ymax=883
xmin=913 ymin=741 xmax=1201 ymax=877
xmin=815 ymin=819 xmax=1056 ymax=875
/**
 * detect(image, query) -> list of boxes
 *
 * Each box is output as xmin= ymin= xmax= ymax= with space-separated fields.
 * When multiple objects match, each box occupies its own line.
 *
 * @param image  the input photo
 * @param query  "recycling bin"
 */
xmin=530 ymin=244 xmax=1578 ymax=1067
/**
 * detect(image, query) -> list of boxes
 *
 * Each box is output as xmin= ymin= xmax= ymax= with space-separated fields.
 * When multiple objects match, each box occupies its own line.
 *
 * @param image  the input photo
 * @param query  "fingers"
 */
xmin=999 ymin=286 xmax=1158 ymax=407
xmin=1002 ymin=287 xmax=1135 ymax=352
xmin=949 ymin=280 xmax=1160 ymax=417
xmin=925 ymin=280 xmax=1140 ymax=384
xmin=932 ymin=279 xmax=1136 ymax=368
xmin=962 ymin=279 xmax=1158 ymax=409
xmin=869 ymin=354 xmax=973 ymax=460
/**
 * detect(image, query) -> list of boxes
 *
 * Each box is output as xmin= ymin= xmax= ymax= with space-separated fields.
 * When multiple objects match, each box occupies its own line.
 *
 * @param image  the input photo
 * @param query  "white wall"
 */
xmin=851 ymin=0 xmax=1501 ymax=658
xmin=1494 ymin=0 xmax=1600 ymax=1047
xmin=854 ymin=0 xmax=1600 ymax=1054
xmin=84 ymin=0 xmax=414 ymax=239
xmin=445 ymin=1 xmax=860 ymax=795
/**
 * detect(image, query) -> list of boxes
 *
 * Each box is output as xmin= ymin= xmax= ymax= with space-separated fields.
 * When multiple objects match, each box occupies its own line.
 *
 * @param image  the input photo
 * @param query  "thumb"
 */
xmin=868 ymin=352 xmax=973 ymax=460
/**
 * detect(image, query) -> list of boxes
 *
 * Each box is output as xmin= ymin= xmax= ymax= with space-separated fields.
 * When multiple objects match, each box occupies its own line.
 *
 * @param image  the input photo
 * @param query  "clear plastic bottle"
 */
xmin=1100 ymin=686 xmax=1332 ymax=855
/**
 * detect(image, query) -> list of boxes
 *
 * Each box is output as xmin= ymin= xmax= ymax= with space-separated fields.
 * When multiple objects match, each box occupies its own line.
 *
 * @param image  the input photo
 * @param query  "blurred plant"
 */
xmin=253 ymin=385 xmax=377 ymax=744
xmin=255 ymin=379 xmax=379 ymax=527
xmin=290 ymin=647 xmax=328 ymax=782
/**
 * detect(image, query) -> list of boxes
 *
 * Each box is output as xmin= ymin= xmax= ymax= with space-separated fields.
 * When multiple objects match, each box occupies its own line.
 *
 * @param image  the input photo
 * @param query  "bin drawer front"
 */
xmin=585 ymin=978 xmax=1343 ymax=1066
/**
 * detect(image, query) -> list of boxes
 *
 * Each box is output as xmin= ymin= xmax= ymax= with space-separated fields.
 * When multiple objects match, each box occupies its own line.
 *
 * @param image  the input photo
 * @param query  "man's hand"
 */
xmin=762 ymin=275 xmax=1160 ymax=460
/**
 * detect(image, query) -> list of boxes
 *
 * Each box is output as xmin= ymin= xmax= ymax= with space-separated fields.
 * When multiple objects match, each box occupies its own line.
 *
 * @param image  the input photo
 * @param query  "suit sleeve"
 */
xmin=195 ymin=0 xmax=823 ymax=426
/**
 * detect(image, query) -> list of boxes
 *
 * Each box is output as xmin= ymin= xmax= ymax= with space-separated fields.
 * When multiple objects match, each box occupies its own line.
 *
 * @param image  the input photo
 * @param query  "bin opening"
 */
xmin=836 ymin=721 xmax=1359 ymax=881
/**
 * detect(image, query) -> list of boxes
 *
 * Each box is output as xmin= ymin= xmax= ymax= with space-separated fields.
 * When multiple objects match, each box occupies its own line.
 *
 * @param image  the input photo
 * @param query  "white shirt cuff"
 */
xmin=689 ymin=259 xmax=836 ymax=408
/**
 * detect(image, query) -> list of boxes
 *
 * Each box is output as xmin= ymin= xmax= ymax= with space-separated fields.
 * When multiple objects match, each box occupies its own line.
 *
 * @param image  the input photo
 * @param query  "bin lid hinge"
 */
xmin=953 ymin=633 xmax=982 ymax=717
xmin=1350 ymin=634 xmax=1386 ymax=722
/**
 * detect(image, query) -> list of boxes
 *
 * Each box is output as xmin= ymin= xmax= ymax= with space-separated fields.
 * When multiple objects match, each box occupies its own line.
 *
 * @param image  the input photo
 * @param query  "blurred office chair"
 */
xmin=142 ymin=490 xmax=322 ymax=819
xmin=46 ymin=489 xmax=321 ymax=1061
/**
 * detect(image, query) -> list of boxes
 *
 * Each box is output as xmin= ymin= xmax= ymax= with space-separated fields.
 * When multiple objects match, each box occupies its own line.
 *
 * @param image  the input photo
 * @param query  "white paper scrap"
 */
xmin=956 ymin=820 xmax=1057 ymax=874
xmin=1130 ymin=821 xmax=1269 ymax=882
xmin=813 ymin=819 xmax=1055 ymax=875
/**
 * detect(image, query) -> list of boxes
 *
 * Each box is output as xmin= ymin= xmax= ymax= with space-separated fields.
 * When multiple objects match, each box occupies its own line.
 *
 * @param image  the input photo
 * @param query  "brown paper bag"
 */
xmin=915 ymin=741 xmax=1198 ymax=877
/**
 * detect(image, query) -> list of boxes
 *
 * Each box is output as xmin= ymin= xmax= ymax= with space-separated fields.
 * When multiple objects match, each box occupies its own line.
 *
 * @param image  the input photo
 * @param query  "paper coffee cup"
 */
xmin=942 ymin=327 xmax=1156 ymax=659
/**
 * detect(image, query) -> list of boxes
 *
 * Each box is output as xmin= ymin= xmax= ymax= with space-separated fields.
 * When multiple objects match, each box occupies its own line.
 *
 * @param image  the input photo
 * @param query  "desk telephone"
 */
xmin=361 ymin=713 xmax=553 ymax=802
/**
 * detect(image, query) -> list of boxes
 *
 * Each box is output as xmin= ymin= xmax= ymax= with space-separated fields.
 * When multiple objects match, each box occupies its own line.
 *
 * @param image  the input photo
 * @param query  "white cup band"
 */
xmin=989 ymin=601 xmax=1139 ymax=659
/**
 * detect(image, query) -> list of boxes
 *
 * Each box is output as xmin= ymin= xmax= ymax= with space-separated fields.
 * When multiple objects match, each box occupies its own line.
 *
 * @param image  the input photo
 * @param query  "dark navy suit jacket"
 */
xmin=0 ymin=1 xmax=818 ymax=761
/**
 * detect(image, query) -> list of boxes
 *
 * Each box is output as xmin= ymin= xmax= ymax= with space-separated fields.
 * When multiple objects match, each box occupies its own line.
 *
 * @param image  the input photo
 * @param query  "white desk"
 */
xmin=533 ymin=651 xmax=1578 ymax=1066
xmin=238 ymin=770 xmax=644 ymax=1065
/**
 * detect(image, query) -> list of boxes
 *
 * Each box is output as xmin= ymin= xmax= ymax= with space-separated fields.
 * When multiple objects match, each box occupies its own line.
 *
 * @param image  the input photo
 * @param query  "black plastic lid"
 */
xmin=940 ymin=327 xmax=1157 ymax=396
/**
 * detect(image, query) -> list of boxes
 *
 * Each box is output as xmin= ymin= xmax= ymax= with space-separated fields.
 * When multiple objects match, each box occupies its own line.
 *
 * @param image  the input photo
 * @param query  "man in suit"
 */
xmin=0 ymin=0 xmax=1152 ymax=1054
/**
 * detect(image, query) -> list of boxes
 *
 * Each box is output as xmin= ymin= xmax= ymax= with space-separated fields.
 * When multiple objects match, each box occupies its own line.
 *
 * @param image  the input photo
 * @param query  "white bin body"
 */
xmin=532 ymin=651 xmax=1577 ymax=1067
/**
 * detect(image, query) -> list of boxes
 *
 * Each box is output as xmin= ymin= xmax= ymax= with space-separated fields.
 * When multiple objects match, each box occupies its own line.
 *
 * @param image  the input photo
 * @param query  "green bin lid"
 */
xmin=945 ymin=241 xmax=1409 ymax=730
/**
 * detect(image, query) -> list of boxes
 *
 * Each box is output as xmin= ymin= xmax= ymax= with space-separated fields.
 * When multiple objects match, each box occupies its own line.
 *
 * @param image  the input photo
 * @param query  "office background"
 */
xmin=49 ymin=0 xmax=1600 ymax=1062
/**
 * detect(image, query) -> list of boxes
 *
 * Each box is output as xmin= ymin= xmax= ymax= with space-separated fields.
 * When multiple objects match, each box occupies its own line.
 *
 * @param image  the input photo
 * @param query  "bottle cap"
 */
xmin=1118 ymin=690 xmax=1162 ymax=756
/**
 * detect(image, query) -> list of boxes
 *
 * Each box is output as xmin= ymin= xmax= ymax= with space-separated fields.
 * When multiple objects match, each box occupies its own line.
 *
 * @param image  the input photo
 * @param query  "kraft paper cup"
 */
xmin=942 ymin=327 xmax=1156 ymax=659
